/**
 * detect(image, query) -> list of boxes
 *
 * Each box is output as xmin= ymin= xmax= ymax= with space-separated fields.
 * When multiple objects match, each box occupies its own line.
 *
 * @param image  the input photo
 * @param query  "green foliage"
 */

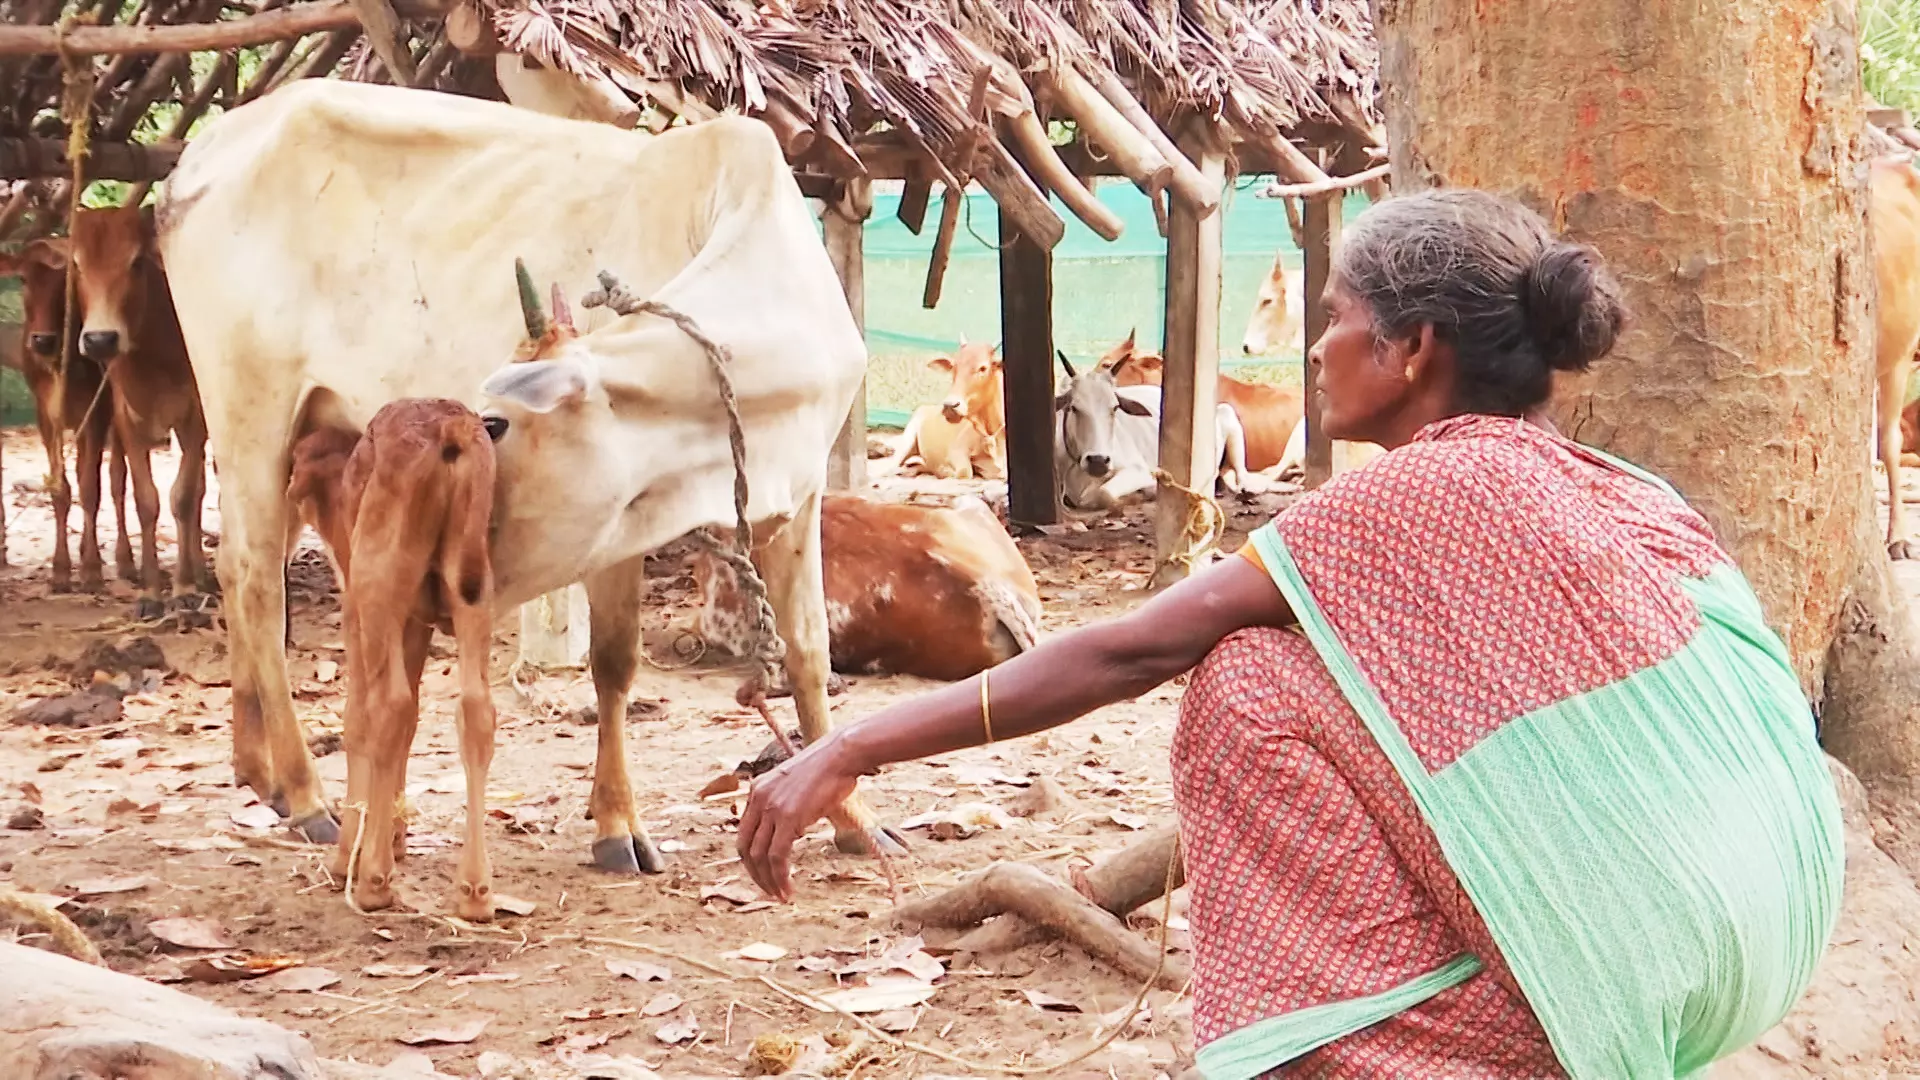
xmin=1864 ymin=0 xmax=1920 ymax=113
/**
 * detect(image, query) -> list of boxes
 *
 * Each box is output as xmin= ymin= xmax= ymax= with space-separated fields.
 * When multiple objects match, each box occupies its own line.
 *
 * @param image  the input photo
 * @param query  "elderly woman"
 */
xmin=738 ymin=190 xmax=1844 ymax=1078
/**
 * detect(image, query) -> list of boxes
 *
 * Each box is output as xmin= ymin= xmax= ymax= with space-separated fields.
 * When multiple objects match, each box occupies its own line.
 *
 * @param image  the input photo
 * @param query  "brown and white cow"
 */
xmin=68 ymin=205 xmax=211 ymax=615
xmin=1874 ymin=161 xmax=1920 ymax=559
xmin=1240 ymin=256 xmax=1306 ymax=358
xmin=285 ymin=401 xmax=500 ymax=920
xmin=692 ymin=494 xmax=1041 ymax=682
xmin=0 ymin=239 xmax=132 ymax=589
xmin=877 ymin=340 xmax=1006 ymax=480
xmin=1097 ymin=330 xmax=1303 ymax=474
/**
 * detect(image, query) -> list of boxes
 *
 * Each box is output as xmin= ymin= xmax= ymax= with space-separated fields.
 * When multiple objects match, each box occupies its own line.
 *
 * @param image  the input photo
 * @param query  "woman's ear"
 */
xmin=1401 ymin=324 xmax=1441 ymax=384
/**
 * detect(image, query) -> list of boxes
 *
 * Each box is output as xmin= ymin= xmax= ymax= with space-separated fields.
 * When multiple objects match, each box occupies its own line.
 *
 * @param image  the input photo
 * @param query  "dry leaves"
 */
xmin=365 ymin=963 xmax=434 ymax=978
xmin=725 ymin=942 xmax=787 ymax=963
xmin=1021 ymin=989 xmax=1082 ymax=1013
xmin=605 ymin=959 xmax=671 ymax=983
xmin=813 ymin=977 xmax=937 ymax=1015
xmin=148 ymin=917 xmax=237 ymax=950
xmin=640 ymin=992 xmax=683 ymax=1017
xmin=398 ymin=1017 xmax=491 ymax=1046
xmin=244 ymin=965 xmax=342 ymax=994
xmin=185 ymin=953 xmax=304 ymax=983
xmin=67 ymin=873 xmax=152 ymax=896
xmin=699 ymin=880 xmax=762 ymax=907
xmin=229 ymin=804 xmax=281 ymax=831
xmin=652 ymin=1013 xmax=699 ymax=1045
xmin=492 ymin=894 xmax=537 ymax=917
xmin=1107 ymin=809 xmax=1150 ymax=831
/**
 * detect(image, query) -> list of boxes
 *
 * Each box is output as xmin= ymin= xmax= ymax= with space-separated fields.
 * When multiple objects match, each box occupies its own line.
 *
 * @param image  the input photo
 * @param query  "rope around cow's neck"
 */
xmin=578 ymin=273 xmax=793 ymax=756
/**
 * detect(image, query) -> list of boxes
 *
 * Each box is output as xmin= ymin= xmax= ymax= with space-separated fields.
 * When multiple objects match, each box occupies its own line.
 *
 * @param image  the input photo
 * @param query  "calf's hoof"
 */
xmin=1892 ymin=539 xmax=1918 ymax=562
xmin=454 ymin=884 xmax=494 ymax=923
xmin=134 ymin=595 xmax=166 ymax=622
xmin=592 ymin=833 xmax=667 ymax=875
xmin=50 ymin=577 xmax=73 ymax=595
xmin=350 ymin=876 xmax=395 ymax=913
xmin=78 ymin=569 xmax=104 ymax=593
xmin=116 ymin=558 xmax=137 ymax=582
xmin=290 ymin=808 xmax=341 ymax=845
xmin=834 ymin=824 xmax=910 ymax=858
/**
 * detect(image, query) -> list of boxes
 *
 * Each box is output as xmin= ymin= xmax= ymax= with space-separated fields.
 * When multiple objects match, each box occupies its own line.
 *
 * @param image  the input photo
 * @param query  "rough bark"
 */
xmin=1374 ymin=0 xmax=1920 ymax=775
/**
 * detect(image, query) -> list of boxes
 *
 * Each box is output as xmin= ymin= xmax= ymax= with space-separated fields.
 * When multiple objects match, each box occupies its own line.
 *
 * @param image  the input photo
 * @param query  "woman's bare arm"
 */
xmin=738 ymin=552 xmax=1293 ymax=899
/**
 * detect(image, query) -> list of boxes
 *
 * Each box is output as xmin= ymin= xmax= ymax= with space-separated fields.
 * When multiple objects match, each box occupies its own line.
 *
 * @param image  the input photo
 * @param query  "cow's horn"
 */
xmin=515 ymin=258 xmax=548 ymax=340
xmin=1056 ymin=350 xmax=1077 ymax=379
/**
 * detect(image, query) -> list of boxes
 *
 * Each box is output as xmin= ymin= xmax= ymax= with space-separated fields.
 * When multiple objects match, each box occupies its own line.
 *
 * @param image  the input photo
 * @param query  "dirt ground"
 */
xmin=0 ymin=428 xmax=1302 ymax=1079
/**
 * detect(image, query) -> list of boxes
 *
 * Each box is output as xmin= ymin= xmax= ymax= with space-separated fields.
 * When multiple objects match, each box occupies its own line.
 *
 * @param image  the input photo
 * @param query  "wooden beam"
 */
xmin=897 ymin=170 xmax=931 ymax=234
xmin=127 ymin=47 xmax=239 ymax=203
xmin=288 ymin=26 xmax=358 ymax=81
xmin=0 ymin=137 xmax=180 ymax=182
xmin=232 ymin=34 xmax=301 ymax=104
xmin=1000 ymin=207 xmax=1058 ymax=526
xmin=1089 ymin=69 xmax=1218 ymax=214
xmin=922 ymin=181 xmax=962 ymax=309
xmin=823 ymin=180 xmax=871 ymax=492
xmin=1152 ymin=131 xmax=1225 ymax=588
xmin=1301 ymin=188 xmax=1342 ymax=489
xmin=0 ymin=1 xmax=371 ymax=56
xmin=346 ymin=0 xmax=414 ymax=84
xmin=1041 ymin=66 xmax=1171 ymax=200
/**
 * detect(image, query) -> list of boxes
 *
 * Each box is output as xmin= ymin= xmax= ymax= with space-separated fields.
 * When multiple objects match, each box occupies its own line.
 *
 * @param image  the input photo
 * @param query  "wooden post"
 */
xmin=1302 ymin=188 xmax=1342 ymax=489
xmin=1152 ymin=130 xmax=1226 ymax=588
xmin=823 ymin=179 xmax=871 ymax=491
xmin=1000 ymin=204 xmax=1058 ymax=526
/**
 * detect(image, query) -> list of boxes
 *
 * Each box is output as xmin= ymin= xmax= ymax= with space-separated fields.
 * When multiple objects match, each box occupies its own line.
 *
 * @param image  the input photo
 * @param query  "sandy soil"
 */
xmin=0 ymin=428 xmax=1298 ymax=1079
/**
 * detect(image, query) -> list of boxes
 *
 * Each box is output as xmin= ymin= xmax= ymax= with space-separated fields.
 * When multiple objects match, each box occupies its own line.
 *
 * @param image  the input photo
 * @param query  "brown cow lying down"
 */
xmin=284 ymin=400 xmax=501 ymax=920
xmin=692 ymin=494 xmax=1042 ymax=682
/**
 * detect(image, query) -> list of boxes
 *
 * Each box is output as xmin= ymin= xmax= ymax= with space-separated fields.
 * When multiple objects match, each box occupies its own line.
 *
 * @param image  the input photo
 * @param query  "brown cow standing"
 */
xmin=69 ymin=205 xmax=211 ymax=616
xmin=1874 ymin=161 xmax=1920 ymax=559
xmin=0 ymin=239 xmax=133 ymax=589
xmin=876 ymin=341 xmax=1007 ymax=480
xmin=1096 ymin=330 xmax=1304 ymax=473
xmin=285 ymin=400 xmax=500 ymax=920
xmin=692 ymin=494 xmax=1042 ymax=681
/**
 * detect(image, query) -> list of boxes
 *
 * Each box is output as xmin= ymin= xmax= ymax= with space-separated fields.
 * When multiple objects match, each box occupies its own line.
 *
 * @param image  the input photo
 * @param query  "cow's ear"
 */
xmin=481 ymin=358 xmax=592 ymax=414
xmin=926 ymin=355 xmax=954 ymax=374
xmin=1118 ymin=395 xmax=1154 ymax=417
xmin=1132 ymin=354 xmax=1164 ymax=376
xmin=25 ymin=238 xmax=67 ymax=270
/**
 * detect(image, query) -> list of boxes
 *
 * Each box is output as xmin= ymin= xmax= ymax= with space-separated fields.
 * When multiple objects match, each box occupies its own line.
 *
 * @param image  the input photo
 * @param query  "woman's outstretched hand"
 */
xmin=737 ymin=735 xmax=863 ymax=902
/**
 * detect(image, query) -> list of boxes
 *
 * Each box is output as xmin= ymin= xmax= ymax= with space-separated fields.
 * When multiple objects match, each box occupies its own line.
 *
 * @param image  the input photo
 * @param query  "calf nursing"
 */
xmin=285 ymin=400 xmax=501 ymax=920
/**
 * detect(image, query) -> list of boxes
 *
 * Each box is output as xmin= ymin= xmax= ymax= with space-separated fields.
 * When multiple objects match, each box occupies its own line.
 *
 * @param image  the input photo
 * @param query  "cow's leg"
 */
xmin=756 ymin=492 xmax=905 ymax=857
xmin=1883 ymin=355 xmax=1917 ymax=560
xmin=108 ymin=428 xmax=134 ymax=581
xmin=39 ymin=413 xmax=73 ymax=592
xmin=583 ymin=555 xmax=666 ymax=875
xmin=344 ymin=662 xmax=416 ymax=914
xmin=122 ymin=426 xmax=166 ymax=620
xmin=170 ymin=416 xmax=214 ymax=601
xmin=874 ymin=410 xmax=926 ymax=477
xmin=217 ymin=452 xmax=335 ymax=842
xmin=72 ymin=419 xmax=106 ymax=592
xmin=450 ymin=602 xmax=497 ymax=921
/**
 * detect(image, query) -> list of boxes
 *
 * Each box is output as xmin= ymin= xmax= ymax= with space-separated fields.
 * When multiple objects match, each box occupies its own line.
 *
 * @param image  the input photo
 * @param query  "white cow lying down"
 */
xmin=156 ymin=80 xmax=898 ymax=872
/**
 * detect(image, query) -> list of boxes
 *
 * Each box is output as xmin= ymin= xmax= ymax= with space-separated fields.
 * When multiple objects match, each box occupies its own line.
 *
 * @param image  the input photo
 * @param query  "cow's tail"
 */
xmin=440 ymin=413 xmax=497 ymax=611
xmin=974 ymin=578 xmax=1042 ymax=659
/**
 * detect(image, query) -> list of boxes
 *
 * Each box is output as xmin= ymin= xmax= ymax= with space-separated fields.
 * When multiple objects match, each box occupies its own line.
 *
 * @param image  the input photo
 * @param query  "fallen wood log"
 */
xmin=1041 ymin=66 xmax=1171 ymax=200
xmin=0 ymin=940 xmax=326 ymax=1078
xmin=894 ymin=853 xmax=1187 ymax=989
xmin=950 ymin=823 xmax=1182 ymax=958
xmin=1001 ymin=107 xmax=1124 ymax=241
xmin=1089 ymin=68 xmax=1218 ymax=214
xmin=0 ymin=137 xmax=181 ymax=182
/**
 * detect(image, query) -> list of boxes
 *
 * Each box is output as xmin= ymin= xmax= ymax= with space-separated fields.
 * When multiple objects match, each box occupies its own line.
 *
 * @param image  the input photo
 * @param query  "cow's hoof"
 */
xmin=134 ymin=595 xmax=166 ymax=621
xmin=290 ymin=809 xmax=341 ymax=845
xmin=454 ymin=885 xmax=495 ymax=923
xmin=50 ymin=578 xmax=73 ymax=595
xmin=78 ymin=570 xmax=104 ymax=593
xmin=835 ymin=824 xmax=910 ymax=858
xmin=1893 ymin=540 xmax=1917 ymax=562
xmin=592 ymin=834 xmax=667 ymax=875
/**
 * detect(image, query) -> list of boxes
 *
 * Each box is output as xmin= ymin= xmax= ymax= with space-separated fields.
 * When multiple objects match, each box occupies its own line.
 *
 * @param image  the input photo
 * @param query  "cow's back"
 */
xmin=1219 ymin=377 xmax=1303 ymax=472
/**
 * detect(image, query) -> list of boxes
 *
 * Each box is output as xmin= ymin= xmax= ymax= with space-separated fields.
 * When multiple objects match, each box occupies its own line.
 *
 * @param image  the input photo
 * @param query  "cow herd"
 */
xmin=7 ymin=80 xmax=1920 ymax=915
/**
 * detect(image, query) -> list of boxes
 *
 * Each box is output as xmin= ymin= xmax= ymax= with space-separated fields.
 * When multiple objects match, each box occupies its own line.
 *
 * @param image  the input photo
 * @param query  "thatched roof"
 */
xmin=0 ymin=0 xmax=1383 ymax=248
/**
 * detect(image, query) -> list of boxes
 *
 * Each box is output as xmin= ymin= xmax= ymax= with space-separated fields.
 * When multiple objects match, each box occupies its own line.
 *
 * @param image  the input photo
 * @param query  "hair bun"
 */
xmin=1523 ymin=241 xmax=1627 ymax=372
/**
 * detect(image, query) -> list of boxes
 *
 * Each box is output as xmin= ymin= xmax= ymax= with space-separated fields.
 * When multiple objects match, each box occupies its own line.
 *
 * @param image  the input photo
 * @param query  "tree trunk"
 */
xmin=1374 ymin=0 xmax=1920 ymax=776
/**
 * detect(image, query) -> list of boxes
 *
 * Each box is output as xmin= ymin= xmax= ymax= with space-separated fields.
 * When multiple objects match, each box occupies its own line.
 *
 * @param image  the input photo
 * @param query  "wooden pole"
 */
xmin=823 ymin=179 xmax=871 ymax=492
xmin=1152 ymin=129 xmax=1225 ymax=587
xmin=1000 ymin=204 xmax=1059 ymax=526
xmin=0 ymin=137 xmax=180 ymax=182
xmin=1301 ymin=187 xmax=1342 ymax=489
xmin=0 ymin=1 xmax=371 ymax=55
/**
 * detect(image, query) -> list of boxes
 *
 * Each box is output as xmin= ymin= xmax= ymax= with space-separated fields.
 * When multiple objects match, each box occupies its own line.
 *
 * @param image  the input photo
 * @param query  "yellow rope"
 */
xmin=50 ymin=12 xmax=96 ymax=471
xmin=0 ymin=888 xmax=102 ymax=965
xmin=1152 ymin=467 xmax=1225 ymax=573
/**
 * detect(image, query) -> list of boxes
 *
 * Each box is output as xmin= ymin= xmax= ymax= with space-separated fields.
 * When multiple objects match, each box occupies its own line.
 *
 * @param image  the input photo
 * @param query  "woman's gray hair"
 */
xmin=1334 ymin=189 xmax=1628 ymax=414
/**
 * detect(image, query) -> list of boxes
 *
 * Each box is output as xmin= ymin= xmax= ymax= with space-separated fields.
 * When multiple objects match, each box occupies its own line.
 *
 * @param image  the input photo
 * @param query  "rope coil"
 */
xmin=1152 ymin=467 xmax=1225 ymax=574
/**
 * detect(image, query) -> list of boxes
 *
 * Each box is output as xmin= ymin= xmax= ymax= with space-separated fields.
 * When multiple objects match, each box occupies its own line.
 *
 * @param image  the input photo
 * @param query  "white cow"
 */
xmin=155 ymin=81 xmax=898 ymax=873
xmin=1052 ymin=355 xmax=1249 ymax=512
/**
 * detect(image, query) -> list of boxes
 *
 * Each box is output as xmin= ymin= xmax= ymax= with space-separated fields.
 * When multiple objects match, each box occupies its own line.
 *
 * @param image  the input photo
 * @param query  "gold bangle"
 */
xmin=980 ymin=670 xmax=994 ymax=744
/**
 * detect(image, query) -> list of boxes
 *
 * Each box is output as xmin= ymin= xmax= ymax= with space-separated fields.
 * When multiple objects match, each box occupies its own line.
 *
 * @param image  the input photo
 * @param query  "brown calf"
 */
xmin=693 ymin=494 xmax=1042 ymax=682
xmin=69 ymin=205 xmax=211 ymax=616
xmin=0 ymin=239 xmax=132 ymax=589
xmin=1097 ymin=330 xmax=1303 ymax=473
xmin=285 ymin=400 xmax=500 ymax=920
xmin=878 ymin=341 xmax=1007 ymax=480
